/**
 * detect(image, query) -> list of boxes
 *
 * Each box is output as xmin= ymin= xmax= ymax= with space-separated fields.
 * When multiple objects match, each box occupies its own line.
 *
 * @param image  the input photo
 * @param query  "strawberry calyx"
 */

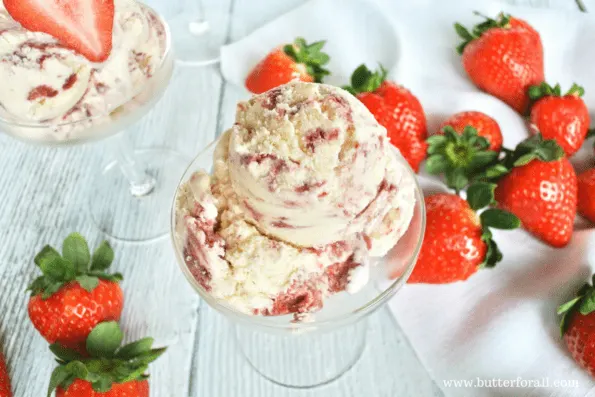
xmin=475 ymin=134 xmax=565 ymax=182
xmin=528 ymin=82 xmax=585 ymax=101
xmin=342 ymin=64 xmax=387 ymax=95
xmin=426 ymin=126 xmax=500 ymax=193
xmin=283 ymin=37 xmax=330 ymax=83
xmin=502 ymin=133 xmax=565 ymax=169
xmin=47 ymin=321 xmax=166 ymax=396
xmin=557 ymin=275 xmax=595 ymax=337
xmin=466 ymin=182 xmax=520 ymax=268
xmin=455 ymin=12 xmax=512 ymax=54
xmin=28 ymin=233 xmax=122 ymax=299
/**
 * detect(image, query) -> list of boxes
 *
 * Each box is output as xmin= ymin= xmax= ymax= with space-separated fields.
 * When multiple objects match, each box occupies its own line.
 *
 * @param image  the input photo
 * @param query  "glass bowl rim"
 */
xmin=0 ymin=2 xmax=172 ymax=129
xmin=170 ymin=136 xmax=427 ymax=331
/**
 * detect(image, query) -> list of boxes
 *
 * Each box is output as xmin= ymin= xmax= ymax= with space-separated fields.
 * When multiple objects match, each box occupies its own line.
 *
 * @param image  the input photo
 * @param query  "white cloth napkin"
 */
xmin=220 ymin=1 xmax=595 ymax=395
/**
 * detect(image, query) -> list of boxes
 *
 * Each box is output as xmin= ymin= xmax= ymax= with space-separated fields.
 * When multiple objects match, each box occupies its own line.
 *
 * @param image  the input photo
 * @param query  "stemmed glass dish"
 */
xmin=169 ymin=0 xmax=223 ymax=66
xmin=171 ymin=137 xmax=426 ymax=388
xmin=0 ymin=4 xmax=188 ymax=243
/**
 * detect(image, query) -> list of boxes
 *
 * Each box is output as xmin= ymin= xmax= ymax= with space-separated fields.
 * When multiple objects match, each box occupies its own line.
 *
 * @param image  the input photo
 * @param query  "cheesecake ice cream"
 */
xmin=175 ymin=82 xmax=416 ymax=316
xmin=0 ymin=0 xmax=167 ymax=140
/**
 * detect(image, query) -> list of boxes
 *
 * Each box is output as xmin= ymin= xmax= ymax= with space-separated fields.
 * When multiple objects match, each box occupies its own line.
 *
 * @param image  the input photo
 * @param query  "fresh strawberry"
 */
xmin=0 ymin=352 xmax=11 ymax=397
xmin=528 ymin=83 xmax=590 ymax=157
xmin=28 ymin=233 xmax=123 ymax=353
xmin=558 ymin=275 xmax=595 ymax=377
xmin=48 ymin=321 xmax=165 ymax=397
xmin=4 ymin=0 xmax=114 ymax=62
xmin=344 ymin=64 xmax=428 ymax=172
xmin=245 ymin=37 xmax=330 ymax=94
xmin=408 ymin=184 xmax=519 ymax=284
xmin=494 ymin=135 xmax=577 ymax=247
xmin=426 ymin=115 xmax=502 ymax=192
xmin=578 ymin=169 xmax=595 ymax=223
xmin=455 ymin=13 xmax=544 ymax=114
xmin=438 ymin=111 xmax=503 ymax=151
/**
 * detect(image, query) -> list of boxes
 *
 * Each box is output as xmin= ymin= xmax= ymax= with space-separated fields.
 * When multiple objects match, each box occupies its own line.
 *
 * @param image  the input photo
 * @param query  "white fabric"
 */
xmin=220 ymin=0 xmax=595 ymax=395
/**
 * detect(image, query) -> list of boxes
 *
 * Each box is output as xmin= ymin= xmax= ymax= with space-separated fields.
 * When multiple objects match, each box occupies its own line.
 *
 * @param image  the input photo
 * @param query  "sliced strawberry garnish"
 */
xmin=4 ymin=0 xmax=114 ymax=62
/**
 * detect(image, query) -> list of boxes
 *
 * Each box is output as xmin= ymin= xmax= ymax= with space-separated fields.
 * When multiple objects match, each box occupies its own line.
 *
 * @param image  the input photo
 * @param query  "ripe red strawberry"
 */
xmin=528 ymin=83 xmax=590 ymax=157
xmin=495 ymin=135 xmax=577 ymax=247
xmin=408 ymin=184 xmax=519 ymax=284
xmin=0 ymin=352 xmax=11 ymax=397
xmin=4 ymin=0 xmax=114 ymax=62
xmin=455 ymin=13 xmax=544 ymax=114
xmin=438 ymin=111 xmax=503 ymax=151
xmin=48 ymin=321 xmax=165 ymax=397
xmin=578 ymin=169 xmax=595 ymax=223
xmin=558 ymin=275 xmax=595 ymax=377
xmin=345 ymin=64 xmax=427 ymax=172
xmin=245 ymin=38 xmax=330 ymax=94
xmin=28 ymin=233 xmax=123 ymax=353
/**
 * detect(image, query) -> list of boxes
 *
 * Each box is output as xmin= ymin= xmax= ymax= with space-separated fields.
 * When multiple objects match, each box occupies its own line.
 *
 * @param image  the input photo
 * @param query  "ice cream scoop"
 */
xmin=175 ymin=82 xmax=416 ymax=316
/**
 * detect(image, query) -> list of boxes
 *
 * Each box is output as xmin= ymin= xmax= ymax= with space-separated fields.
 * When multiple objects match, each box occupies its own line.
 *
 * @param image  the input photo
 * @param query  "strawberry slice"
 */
xmin=4 ymin=0 xmax=114 ymax=62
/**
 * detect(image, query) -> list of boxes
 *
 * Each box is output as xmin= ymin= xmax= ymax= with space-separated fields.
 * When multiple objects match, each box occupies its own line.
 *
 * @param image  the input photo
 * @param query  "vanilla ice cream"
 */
xmin=175 ymin=82 xmax=416 ymax=316
xmin=0 ymin=0 xmax=167 ymax=140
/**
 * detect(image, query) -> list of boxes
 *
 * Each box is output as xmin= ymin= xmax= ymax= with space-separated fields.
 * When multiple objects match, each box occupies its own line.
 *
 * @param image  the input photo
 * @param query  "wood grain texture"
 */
xmin=0 ymin=0 xmax=584 ymax=396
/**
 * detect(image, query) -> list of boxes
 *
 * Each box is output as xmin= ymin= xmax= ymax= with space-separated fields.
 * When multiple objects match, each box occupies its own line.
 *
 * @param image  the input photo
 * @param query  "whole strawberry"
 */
xmin=495 ymin=135 xmax=577 ymax=247
xmin=344 ymin=64 xmax=427 ymax=172
xmin=28 ymin=233 xmax=123 ymax=353
xmin=438 ymin=111 xmax=503 ymax=151
xmin=408 ymin=183 xmax=519 ymax=284
xmin=558 ymin=275 xmax=595 ymax=377
xmin=455 ymin=13 xmax=544 ymax=114
xmin=0 ymin=352 xmax=11 ymax=397
xmin=48 ymin=321 xmax=166 ymax=397
xmin=578 ymin=169 xmax=595 ymax=223
xmin=245 ymin=37 xmax=330 ymax=94
xmin=528 ymin=83 xmax=590 ymax=157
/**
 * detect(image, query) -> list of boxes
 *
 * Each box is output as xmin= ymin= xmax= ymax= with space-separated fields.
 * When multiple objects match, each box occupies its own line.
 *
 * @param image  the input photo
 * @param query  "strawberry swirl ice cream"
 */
xmin=175 ymin=82 xmax=416 ymax=316
xmin=0 ymin=0 xmax=167 ymax=140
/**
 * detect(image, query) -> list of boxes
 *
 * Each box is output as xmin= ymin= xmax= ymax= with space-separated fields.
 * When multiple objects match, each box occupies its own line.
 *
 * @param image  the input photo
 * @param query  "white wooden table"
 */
xmin=0 ymin=0 xmax=588 ymax=396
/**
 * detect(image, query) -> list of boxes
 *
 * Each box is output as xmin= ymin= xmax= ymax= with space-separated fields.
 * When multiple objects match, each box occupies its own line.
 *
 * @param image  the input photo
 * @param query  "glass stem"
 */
xmin=112 ymin=134 xmax=156 ymax=197
xmin=197 ymin=0 xmax=206 ymax=22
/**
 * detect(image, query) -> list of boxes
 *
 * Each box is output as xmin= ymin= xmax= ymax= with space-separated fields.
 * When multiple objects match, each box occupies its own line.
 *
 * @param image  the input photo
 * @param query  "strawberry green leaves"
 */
xmin=62 ymin=233 xmax=91 ymax=273
xmin=426 ymin=126 xmax=499 ymax=193
xmin=48 ymin=322 xmax=166 ymax=396
xmin=28 ymin=233 xmax=121 ymax=299
xmin=529 ymin=82 xmax=585 ymax=101
xmin=455 ymin=12 xmax=512 ymax=54
xmin=466 ymin=182 xmax=520 ymax=268
xmin=343 ymin=64 xmax=388 ymax=95
xmin=504 ymin=133 xmax=565 ymax=169
xmin=283 ymin=37 xmax=330 ymax=83
xmin=558 ymin=276 xmax=595 ymax=337
xmin=86 ymin=321 xmax=123 ymax=358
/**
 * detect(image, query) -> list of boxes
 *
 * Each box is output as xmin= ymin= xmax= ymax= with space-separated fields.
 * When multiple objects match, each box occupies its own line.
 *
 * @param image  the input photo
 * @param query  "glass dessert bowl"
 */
xmin=0 ymin=2 xmax=187 ymax=242
xmin=170 ymin=82 xmax=426 ymax=388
